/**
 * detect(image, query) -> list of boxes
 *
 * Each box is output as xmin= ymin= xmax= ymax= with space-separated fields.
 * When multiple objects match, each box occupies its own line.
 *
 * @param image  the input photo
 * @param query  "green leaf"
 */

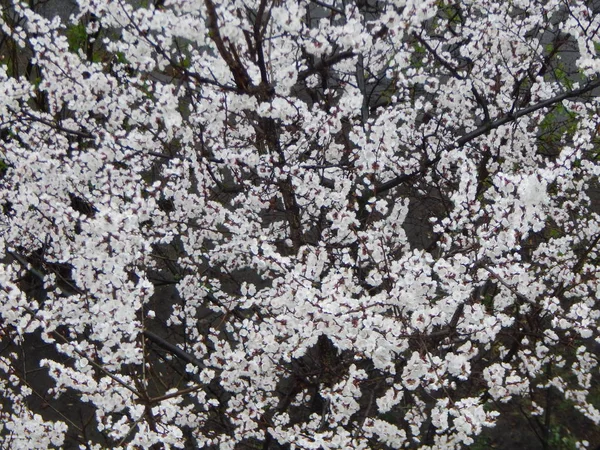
xmin=65 ymin=23 xmax=88 ymax=53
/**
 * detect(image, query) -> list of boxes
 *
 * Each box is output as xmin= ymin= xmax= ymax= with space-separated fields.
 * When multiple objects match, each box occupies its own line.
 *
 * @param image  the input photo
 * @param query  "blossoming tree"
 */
xmin=1 ymin=0 xmax=600 ymax=448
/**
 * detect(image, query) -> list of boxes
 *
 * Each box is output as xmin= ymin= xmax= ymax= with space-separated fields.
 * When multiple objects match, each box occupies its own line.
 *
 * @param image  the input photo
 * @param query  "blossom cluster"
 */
xmin=1 ymin=0 xmax=600 ymax=448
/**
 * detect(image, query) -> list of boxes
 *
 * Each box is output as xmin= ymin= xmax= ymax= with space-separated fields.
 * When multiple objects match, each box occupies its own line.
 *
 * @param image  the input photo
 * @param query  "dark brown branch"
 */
xmin=572 ymin=233 xmax=600 ymax=275
xmin=9 ymin=251 xmax=207 ymax=375
xmin=371 ymin=78 xmax=600 ymax=198
xmin=368 ymin=157 xmax=439 ymax=198
xmin=414 ymin=33 xmax=490 ymax=122
xmin=253 ymin=0 xmax=270 ymax=86
xmin=18 ymin=111 xmax=175 ymax=160
xmin=457 ymin=78 xmax=600 ymax=147
xmin=21 ymin=111 xmax=94 ymax=139
xmin=298 ymin=51 xmax=356 ymax=81
xmin=279 ymin=178 xmax=304 ymax=251
xmin=204 ymin=0 xmax=252 ymax=91
xmin=143 ymin=330 xmax=206 ymax=370
xmin=413 ymin=33 xmax=463 ymax=79
xmin=13 ymin=300 xmax=144 ymax=398
xmin=552 ymin=233 xmax=600 ymax=299
xmin=184 ymin=71 xmax=245 ymax=93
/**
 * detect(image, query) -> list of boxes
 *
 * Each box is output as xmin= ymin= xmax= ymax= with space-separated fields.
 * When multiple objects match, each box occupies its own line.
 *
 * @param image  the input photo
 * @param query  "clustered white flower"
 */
xmin=1 ymin=0 xmax=600 ymax=448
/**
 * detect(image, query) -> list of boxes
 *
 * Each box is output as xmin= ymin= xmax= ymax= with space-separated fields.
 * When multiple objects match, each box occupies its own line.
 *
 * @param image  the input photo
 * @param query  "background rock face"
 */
xmin=38 ymin=0 xmax=77 ymax=21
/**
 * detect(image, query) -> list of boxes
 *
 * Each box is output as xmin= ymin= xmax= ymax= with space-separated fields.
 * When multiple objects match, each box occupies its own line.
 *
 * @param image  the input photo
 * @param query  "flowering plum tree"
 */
xmin=1 ymin=0 xmax=600 ymax=448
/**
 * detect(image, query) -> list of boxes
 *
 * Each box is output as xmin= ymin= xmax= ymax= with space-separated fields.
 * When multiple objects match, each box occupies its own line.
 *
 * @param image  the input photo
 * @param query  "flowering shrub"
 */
xmin=1 ymin=0 xmax=600 ymax=448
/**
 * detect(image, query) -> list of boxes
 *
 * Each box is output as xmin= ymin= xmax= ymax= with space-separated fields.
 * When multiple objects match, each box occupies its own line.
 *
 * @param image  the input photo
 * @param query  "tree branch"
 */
xmin=204 ymin=0 xmax=252 ymax=91
xmin=457 ymin=78 xmax=600 ymax=147
xmin=298 ymin=51 xmax=356 ymax=81
xmin=8 ymin=251 xmax=207 ymax=377
xmin=143 ymin=330 xmax=206 ymax=370
xmin=253 ymin=0 xmax=270 ymax=86
xmin=370 ymin=78 xmax=600 ymax=197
